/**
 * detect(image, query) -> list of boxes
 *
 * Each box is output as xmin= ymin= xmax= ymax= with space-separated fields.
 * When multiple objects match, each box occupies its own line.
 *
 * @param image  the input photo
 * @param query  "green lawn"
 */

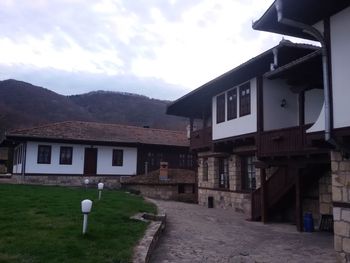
xmin=0 ymin=184 xmax=156 ymax=263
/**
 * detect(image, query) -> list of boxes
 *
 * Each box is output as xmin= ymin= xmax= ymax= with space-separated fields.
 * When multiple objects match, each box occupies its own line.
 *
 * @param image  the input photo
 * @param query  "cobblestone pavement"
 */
xmin=150 ymin=200 xmax=336 ymax=263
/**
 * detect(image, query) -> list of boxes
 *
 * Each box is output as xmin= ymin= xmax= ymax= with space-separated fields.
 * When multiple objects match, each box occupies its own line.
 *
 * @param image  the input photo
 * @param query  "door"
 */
xmin=84 ymin=148 xmax=97 ymax=176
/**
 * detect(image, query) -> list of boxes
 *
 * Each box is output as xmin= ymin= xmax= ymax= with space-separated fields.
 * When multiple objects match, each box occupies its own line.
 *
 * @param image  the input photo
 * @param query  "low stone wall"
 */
xmin=198 ymin=188 xmax=251 ymax=217
xmin=10 ymin=174 xmax=121 ymax=189
xmin=123 ymin=184 xmax=197 ymax=203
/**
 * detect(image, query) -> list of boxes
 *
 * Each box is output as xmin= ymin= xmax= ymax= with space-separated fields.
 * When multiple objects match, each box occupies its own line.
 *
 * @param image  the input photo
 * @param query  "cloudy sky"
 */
xmin=0 ymin=0 xmax=309 ymax=100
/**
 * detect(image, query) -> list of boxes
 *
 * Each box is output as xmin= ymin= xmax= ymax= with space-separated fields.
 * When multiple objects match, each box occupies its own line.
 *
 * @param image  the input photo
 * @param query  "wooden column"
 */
xmin=261 ymin=167 xmax=268 ymax=223
xmin=295 ymin=169 xmax=303 ymax=232
xmin=298 ymin=91 xmax=305 ymax=126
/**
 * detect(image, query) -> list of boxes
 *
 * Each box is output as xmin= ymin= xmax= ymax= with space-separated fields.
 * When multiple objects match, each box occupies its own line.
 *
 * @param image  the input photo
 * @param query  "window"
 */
xmin=239 ymin=82 xmax=251 ymax=117
xmin=112 ymin=149 xmax=123 ymax=166
xmin=202 ymin=158 xmax=208 ymax=182
xmin=179 ymin=153 xmax=186 ymax=168
xmin=216 ymin=93 xmax=226 ymax=123
xmin=241 ymin=155 xmax=256 ymax=191
xmin=60 ymin=146 xmax=73 ymax=165
xmin=37 ymin=145 xmax=51 ymax=164
xmin=178 ymin=184 xmax=185 ymax=194
xmin=227 ymin=88 xmax=237 ymax=120
xmin=218 ymin=158 xmax=229 ymax=189
xmin=187 ymin=154 xmax=193 ymax=168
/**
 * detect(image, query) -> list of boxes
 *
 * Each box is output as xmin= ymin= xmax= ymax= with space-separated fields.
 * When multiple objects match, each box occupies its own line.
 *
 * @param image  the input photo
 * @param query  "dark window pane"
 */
xmin=216 ymin=94 xmax=226 ymax=123
xmin=241 ymin=155 xmax=256 ymax=191
xmin=239 ymin=82 xmax=251 ymax=117
xmin=218 ymin=158 xmax=229 ymax=189
xmin=178 ymin=184 xmax=185 ymax=194
xmin=37 ymin=145 xmax=51 ymax=164
xmin=60 ymin=147 xmax=73 ymax=165
xmin=112 ymin=149 xmax=123 ymax=166
xmin=227 ymin=88 xmax=237 ymax=120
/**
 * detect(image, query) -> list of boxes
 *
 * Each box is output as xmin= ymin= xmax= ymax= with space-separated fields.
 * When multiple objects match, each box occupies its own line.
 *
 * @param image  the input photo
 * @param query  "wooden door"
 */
xmin=84 ymin=148 xmax=97 ymax=176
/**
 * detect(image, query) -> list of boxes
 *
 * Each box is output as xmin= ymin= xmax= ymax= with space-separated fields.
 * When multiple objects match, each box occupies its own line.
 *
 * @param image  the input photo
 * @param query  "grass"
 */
xmin=0 ymin=184 xmax=156 ymax=263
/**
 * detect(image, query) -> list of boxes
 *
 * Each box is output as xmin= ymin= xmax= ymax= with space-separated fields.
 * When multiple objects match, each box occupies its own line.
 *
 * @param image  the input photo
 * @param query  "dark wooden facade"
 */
xmin=136 ymin=145 xmax=196 ymax=175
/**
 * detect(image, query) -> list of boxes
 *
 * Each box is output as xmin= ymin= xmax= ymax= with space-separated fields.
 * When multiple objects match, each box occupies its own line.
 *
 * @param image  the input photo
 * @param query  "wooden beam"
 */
xmin=298 ymin=91 xmax=305 ymax=126
xmin=261 ymin=168 xmax=268 ymax=224
xmin=295 ymin=169 xmax=303 ymax=232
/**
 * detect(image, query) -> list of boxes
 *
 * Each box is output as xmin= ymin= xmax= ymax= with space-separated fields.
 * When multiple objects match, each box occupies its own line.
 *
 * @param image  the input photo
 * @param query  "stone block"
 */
xmin=334 ymin=207 xmax=342 ymax=221
xmin=322 ymin=193 xmax=332 ymax=203
xmin=332 ymin=161 xmax=340 ymax=172
xmin=320 ymin=203 xmax=331 ymax=214
xmin=335 ymin=235 xmax=343 ymax=252
xmin=342 ymin=209 xmax=350 ymax=222
xmin=333 ymin=186 xmax=343 ymax=202
xmin=340 ymin=161 xmax=350 ymax=172
xmin=332 ymin=151 xmax=343 ymax=162
xmin=343 ymin=238 xmax=350 ymax=253
xmin=334 ymin=221 xmax=350 ymax=237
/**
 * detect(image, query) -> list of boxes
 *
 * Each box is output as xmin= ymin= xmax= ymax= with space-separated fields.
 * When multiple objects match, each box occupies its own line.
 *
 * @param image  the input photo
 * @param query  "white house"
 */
xmin=5 ymin=121 xmax=193 ymax=188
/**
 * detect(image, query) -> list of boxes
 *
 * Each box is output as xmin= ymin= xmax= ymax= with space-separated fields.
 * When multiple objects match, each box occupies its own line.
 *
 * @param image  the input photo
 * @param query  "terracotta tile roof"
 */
xmin=6 ymin=121 xmax=189 ymax=147
xmin=121 ymin=168 xmax=196 ymax=185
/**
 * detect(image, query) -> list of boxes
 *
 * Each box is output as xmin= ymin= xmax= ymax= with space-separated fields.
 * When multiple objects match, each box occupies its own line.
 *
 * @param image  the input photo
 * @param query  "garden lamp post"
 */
xmin=98 ymin=182 xmax=104 ymax=200
xmin=81 ymin=199 xmax=93 ymax=235
xmin=84 ymin=178 xmax=89 ymax=190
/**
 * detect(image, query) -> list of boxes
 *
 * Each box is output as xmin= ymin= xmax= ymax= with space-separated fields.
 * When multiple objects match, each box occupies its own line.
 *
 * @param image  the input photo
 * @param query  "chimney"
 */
xmin=159 ymin=162 xmax=169 ymax=180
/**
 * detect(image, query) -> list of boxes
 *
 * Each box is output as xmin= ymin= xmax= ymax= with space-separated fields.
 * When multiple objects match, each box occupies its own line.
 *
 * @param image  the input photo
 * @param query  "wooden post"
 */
xmin=298 ymin=91 xmax=305 ymax=126
xmin=295 ymin=169 xmax=303 ymax=232
xmin=261 ymin=167 xmax=268 ymax=223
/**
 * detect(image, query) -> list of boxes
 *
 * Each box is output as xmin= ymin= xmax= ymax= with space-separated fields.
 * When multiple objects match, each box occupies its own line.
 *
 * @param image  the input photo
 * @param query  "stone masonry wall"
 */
xmin=197 ymin=153 xmax=256 ymax=217
xmin=11 ymin=174 xmax=122 ymax=189
xmin=331 ymin=150 xmax=350 ymax=262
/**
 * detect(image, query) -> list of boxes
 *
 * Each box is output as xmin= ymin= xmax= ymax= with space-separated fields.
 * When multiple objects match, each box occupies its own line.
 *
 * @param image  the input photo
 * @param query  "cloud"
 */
xmin=0 ymin=0 xmax=315 ymax=100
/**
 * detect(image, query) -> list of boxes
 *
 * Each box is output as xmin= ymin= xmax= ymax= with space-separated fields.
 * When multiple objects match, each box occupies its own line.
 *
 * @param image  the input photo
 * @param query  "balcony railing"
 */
xmin=258 ymin=125 xmax=311 ymax=157
xmin=190 ymin=127 xmax=212 ymax=150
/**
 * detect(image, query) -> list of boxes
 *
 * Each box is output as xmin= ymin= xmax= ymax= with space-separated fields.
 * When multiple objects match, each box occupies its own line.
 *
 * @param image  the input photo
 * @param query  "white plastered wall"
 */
xmin=330 ymin=6 xmax=350 ymax=129
xmin=212 ymin=78 xmax=257 ymax=140
xmin=305 ymin=89 xmax=324 ymax=124
xmin=24 ymin=141 xmax=137 ymax=175
xmin=263 ymin=78 xmax=298 ymax=131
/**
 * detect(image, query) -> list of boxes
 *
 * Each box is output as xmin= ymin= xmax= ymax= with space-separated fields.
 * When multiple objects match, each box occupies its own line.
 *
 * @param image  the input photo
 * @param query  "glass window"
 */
xmin=37 ymin=145 xmax=51 ymax=164
xmin=218 ymin=158 xmax=229 ymax=189
xmin=241 ymin=155 xmax=256 ymax=191
xmin=112 ymin=149 xmax=123 ymax=166
xmin=60 ymin=146 xmax=73 ymax=165
xmin=239 ymin=82 xmax=251 ymax=117
xmin=216 ymin=93 xmax=226 ymax=123
xmin=227 ymin=88 xmax=237 ymax=120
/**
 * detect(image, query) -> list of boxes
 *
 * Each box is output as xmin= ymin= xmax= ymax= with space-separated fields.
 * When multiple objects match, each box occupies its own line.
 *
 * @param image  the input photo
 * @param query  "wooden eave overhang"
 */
xmin=253 ymin=0 xmax=350 ymax=40
xmin=167 ymin=41 xmax=319 ymax=118
xmin=264 ymin=49 xmax=323 ymax=88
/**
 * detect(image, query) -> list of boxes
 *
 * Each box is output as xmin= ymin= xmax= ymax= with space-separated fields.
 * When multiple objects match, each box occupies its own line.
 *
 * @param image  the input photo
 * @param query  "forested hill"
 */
xmin=0 ymin=79 xmax=187 ymax=138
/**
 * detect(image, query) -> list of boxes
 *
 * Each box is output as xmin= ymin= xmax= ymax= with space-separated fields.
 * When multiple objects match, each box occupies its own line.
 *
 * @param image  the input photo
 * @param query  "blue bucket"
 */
xmin=304 ymin=212 xmax=314 ymax=232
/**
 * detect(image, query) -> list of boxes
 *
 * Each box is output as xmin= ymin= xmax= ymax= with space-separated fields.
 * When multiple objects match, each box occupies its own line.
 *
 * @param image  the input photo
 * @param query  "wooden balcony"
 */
xmin=258 ymin=125 xmax=312 ymax=157
xmin=190 ymin=127 xmax=212 ymax=150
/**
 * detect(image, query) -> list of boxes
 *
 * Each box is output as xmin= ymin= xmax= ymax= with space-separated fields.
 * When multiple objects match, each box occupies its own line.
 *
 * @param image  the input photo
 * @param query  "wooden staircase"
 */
xmin=251 ymin=166 xmax=297 ymax=221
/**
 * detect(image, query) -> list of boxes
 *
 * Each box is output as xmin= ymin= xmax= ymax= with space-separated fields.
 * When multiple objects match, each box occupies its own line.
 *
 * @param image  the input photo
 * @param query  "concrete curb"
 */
xmin=132 ymin=199 xmax=166 ymax=263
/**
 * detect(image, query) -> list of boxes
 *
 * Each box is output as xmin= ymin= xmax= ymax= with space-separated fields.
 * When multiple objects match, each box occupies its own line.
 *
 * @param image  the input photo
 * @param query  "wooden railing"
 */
xmin=258 ymin=126 xmax=310 ymax=157
xmin=251 ymin=166 xmax=296 ymax=221
xmin=190 ymin=127 xmax=212 ymax=150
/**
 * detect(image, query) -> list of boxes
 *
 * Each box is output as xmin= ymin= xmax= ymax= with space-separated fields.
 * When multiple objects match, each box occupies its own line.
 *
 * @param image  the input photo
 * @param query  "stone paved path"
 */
xmin=150 ymin=200 xmax=337 ymax=263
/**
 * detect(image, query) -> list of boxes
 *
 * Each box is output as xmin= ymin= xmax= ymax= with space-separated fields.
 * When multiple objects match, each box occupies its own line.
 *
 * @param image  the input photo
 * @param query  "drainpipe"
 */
xmin=275 ymin=0 xmax=349 ymax=155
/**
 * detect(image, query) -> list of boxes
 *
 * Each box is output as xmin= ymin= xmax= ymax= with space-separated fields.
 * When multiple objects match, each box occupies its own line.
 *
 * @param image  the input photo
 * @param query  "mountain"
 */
xmin=0 ymin=79 xmax=187 ymax=138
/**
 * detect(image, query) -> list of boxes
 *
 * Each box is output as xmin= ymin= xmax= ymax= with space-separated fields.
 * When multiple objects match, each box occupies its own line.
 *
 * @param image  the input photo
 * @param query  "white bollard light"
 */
xmin=81 ymin=199 xmax=93 ymax=235
xmin=84 ymin=178 xmax=89 ymax=190
xmin=98 ymin=182 xmax=104 ymax=200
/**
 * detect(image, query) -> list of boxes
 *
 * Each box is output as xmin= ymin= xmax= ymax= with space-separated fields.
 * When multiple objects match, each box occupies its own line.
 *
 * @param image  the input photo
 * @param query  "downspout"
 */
xmin=275 ymin=0 xmax=348 ymax=154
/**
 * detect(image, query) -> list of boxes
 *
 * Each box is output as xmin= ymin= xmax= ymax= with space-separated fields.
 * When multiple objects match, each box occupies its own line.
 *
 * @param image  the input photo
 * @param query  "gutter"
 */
xmin=275 ymin=0 xmax=350 ymax=156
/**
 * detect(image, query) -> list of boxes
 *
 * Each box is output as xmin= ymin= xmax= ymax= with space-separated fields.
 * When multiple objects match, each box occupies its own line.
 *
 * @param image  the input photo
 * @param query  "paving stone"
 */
xmin=149 ymin=200 xmax=337 ymax=263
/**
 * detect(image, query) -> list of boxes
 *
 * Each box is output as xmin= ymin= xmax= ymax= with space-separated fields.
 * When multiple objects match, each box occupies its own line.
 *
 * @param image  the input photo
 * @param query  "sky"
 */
xmin=0 ymin=0 xmax=311 ymax=100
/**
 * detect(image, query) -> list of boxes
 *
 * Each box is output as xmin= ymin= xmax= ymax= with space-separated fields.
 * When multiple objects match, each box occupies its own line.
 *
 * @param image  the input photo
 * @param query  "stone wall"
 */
xmin=319 ymin=171 xmax=333 ymax=215
xmin=123 ymin=184 xmax=196 ymax=203
xmin=197 ymin=152 xmax=258 ymax=217
xmin=331 ymin=150 xmax=350 ymax=262
xmin=198 ymin=188 xmax=251 ymax=216
xmin=11 ymin=174 xmax=122 ymax=189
